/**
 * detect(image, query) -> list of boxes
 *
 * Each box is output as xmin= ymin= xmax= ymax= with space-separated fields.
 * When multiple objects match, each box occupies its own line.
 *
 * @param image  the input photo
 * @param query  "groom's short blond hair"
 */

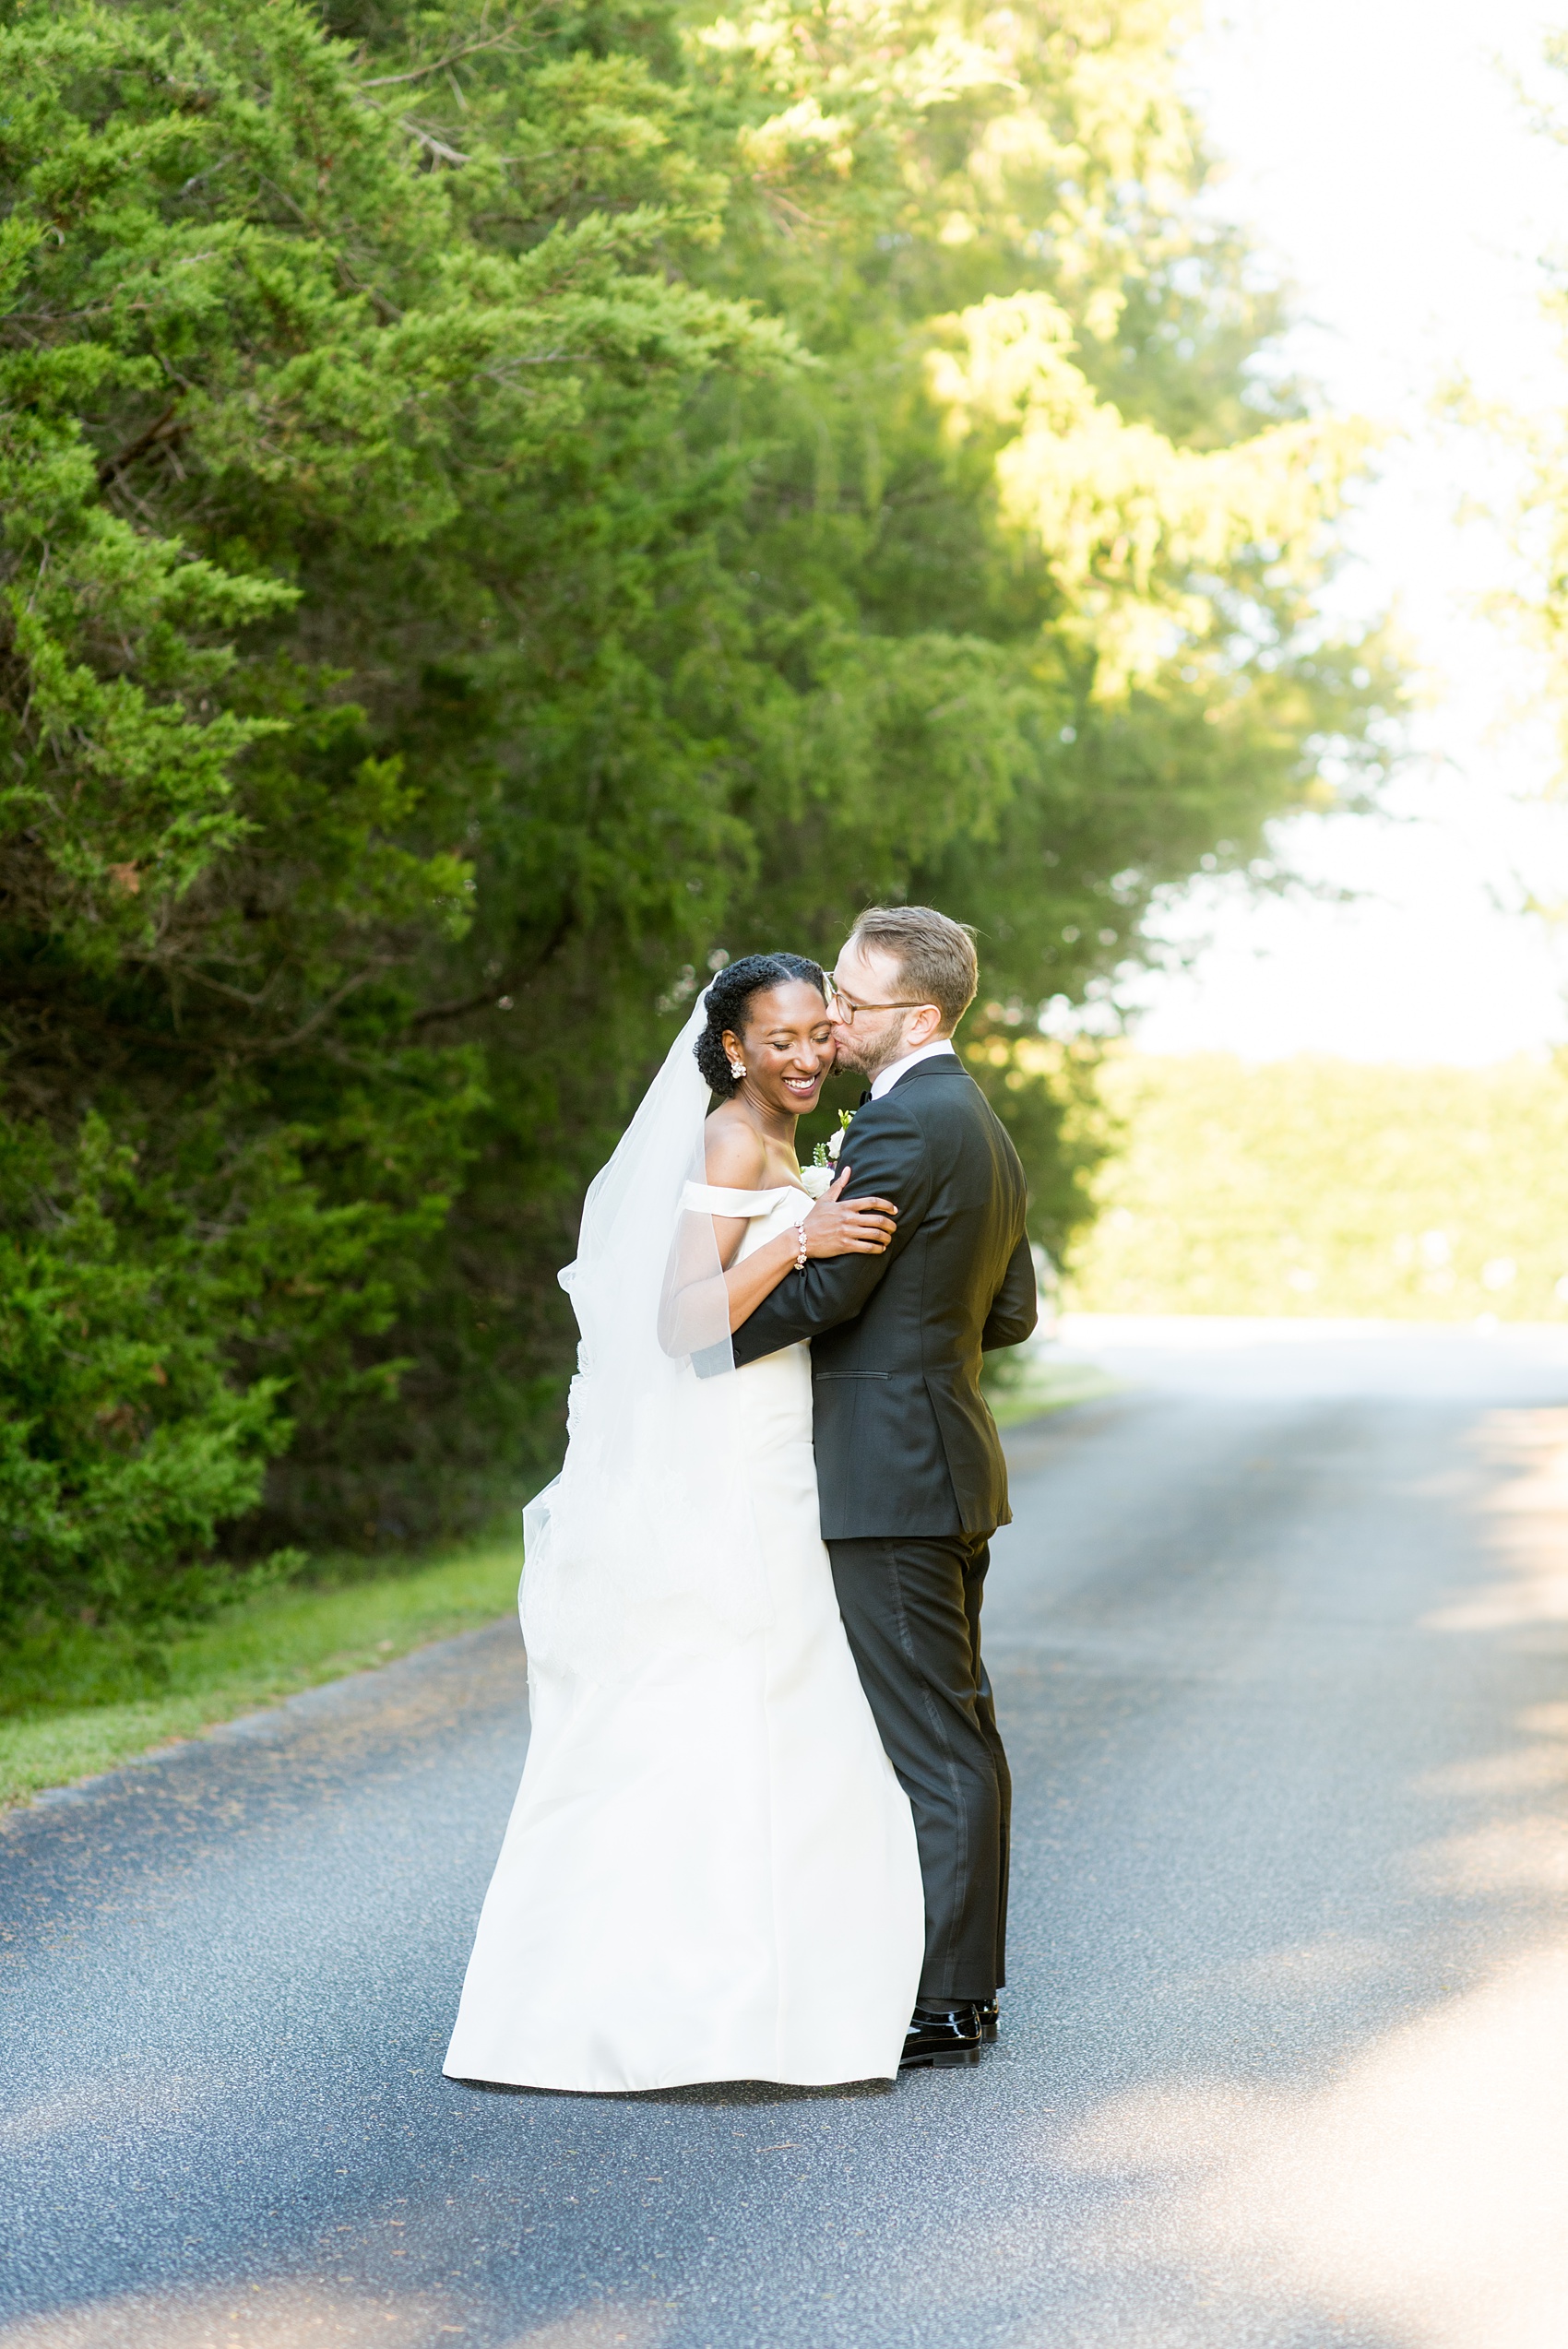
xmin=849 ymin=906 xmax=979 ymax=1035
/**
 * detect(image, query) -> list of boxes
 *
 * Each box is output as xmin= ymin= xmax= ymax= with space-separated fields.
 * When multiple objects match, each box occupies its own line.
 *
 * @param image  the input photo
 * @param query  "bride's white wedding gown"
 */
xmin=444 ymin=1182 xmax=924 ymax=2094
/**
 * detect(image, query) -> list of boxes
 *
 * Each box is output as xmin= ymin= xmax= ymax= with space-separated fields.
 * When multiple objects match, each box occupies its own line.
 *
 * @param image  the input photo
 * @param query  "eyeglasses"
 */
xmin=828 ymin=990 xmax=935 ymax=1026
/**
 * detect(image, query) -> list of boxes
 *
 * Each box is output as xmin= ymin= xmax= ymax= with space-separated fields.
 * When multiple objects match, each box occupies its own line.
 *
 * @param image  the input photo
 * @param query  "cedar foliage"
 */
xmin=0 ymin=0 xmax=1396 ymax=1631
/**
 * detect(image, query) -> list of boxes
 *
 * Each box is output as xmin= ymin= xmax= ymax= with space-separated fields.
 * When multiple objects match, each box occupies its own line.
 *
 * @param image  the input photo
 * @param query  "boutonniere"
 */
xmin=798 ymin=1108 xmax=855 ymax=1198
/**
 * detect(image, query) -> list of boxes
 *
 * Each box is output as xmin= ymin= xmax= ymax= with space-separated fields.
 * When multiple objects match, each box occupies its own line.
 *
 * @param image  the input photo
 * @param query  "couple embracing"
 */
xmin=445 ymin=906 xmax=1037 ymax=2092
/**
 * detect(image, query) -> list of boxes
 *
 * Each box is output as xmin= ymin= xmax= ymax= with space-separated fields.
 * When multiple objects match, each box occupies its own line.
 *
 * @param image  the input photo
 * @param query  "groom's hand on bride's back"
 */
xmin=802 ymin=1165 xmax=897 ymax=1257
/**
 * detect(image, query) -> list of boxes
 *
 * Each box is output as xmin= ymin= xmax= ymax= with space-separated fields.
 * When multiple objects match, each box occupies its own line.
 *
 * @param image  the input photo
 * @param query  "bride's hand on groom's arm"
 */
xmin=802 ymin=1165 xmax=897 ymax=1258
xmin=718 ymin=1169 xmax=896 ymax=1336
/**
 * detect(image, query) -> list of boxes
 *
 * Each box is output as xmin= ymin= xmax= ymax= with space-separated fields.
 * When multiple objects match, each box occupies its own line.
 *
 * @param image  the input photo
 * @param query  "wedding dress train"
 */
xmin=443 ymin=1182 xmax=924 ymax=2094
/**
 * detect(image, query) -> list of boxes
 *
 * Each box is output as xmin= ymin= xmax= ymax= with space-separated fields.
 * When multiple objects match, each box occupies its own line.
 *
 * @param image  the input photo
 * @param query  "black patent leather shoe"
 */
xmin=976 ymin=1999 xmax=999 ymax=2043
xmin=899 ymin=2003 xmax=982 ymax=2070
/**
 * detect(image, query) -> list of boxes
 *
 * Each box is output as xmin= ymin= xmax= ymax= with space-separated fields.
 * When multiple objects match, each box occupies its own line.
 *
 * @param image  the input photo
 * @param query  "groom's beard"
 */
xmin=832 ymin=1028 xmax=902 ymax=1083
xmin=830 ymin=1032 xmax=880 ymax=1080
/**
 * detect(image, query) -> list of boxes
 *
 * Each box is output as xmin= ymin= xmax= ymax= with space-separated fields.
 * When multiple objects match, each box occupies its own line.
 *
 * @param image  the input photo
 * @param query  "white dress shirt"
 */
xmin=867 ymin=1038 xmax=956 ymax=1101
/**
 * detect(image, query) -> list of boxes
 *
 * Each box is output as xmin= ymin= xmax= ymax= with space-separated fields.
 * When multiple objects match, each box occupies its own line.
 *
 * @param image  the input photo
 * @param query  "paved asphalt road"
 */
xmin=6 ymin=1320 xmax=1568 ymax=2349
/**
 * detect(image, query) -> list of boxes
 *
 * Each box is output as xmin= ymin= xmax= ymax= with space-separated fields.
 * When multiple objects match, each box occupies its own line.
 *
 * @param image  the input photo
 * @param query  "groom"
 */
xmin=731 ymin=904 xmax=1036 ymax=2070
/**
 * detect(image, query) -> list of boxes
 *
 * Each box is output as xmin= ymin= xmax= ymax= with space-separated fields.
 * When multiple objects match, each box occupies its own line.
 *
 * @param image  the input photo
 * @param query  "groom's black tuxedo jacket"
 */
xmin=730 ymin=1055 xmax=1037 ymax=1539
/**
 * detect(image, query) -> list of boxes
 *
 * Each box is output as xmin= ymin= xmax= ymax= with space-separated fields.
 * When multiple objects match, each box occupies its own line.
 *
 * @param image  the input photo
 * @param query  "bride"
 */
xmin=444 ymin=954 xmax=926 ymax=2093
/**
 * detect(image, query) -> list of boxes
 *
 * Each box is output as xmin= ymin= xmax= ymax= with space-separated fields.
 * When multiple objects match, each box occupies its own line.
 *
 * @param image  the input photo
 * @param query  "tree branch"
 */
xmin=359 ymin=27 xmax=529 ymax=90
xmin=252 ymin=961 xmax=400 ymax=1058
xmin=409 ymin=913 xmax=572 ymax=1027
xmin=400 ymin=120 xmax=470 ymax=166
xmin=97 ymin=402 xmax=184 ymax=490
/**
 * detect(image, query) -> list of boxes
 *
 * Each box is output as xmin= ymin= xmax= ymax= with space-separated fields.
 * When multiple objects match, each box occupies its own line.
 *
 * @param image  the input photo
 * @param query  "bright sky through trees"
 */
xmin=1132 ymin=0 xmax=1568 ymax=1063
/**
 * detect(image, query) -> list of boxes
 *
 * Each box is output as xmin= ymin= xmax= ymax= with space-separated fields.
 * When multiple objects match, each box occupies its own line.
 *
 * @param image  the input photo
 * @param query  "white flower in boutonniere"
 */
xmin=798 ymin=1107 xmax=856 ymax=1200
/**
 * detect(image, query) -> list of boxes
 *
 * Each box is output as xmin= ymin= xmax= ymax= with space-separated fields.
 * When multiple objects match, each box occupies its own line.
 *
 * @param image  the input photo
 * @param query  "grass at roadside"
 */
xmin=0 ymin=1539 xmax=524 ymax=1812
xmin=1070 ymin=1050 xmax=1568 ymax=1319
xmin=986 ymin=1351 xmax=1122 ymax=1427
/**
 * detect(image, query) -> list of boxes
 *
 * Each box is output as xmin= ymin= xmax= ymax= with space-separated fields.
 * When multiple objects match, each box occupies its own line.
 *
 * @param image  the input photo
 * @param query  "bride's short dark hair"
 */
xmin=695 ymin=954 xmax=827 ymax=1097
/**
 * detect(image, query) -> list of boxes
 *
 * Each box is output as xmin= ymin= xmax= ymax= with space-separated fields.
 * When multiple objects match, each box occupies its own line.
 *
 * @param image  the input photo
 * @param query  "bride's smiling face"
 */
xmin=723 ymin=980 xmax=835 ymax=1116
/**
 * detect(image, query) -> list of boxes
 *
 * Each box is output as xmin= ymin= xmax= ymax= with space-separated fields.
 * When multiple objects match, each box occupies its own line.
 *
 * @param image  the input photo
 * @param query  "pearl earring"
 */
xmin=730 ymin=1061 xmax=746 ymax=1079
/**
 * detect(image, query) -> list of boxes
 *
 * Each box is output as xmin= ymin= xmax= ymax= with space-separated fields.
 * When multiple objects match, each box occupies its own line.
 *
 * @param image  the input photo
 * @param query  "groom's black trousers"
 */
xmin=827 ymin=1531 xmax=1010 ymax=2004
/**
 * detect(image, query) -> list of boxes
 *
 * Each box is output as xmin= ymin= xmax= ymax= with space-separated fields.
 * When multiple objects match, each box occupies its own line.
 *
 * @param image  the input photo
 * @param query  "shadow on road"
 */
xmin=3 ymin=1326 xmax=1566 ymax=2349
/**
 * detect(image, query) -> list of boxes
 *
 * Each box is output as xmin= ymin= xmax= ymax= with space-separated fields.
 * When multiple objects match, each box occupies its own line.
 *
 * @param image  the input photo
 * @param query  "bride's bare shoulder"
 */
xmin=703 ymin=1110 xmax=767 ymax=1190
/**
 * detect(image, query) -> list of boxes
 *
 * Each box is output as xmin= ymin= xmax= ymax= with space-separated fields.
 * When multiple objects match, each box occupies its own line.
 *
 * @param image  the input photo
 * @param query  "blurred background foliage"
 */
xmin=1071 ymin=1052 xmax=1568 ymax=1320
xmin=0 ymin=0 xmax=1396 ymax=1640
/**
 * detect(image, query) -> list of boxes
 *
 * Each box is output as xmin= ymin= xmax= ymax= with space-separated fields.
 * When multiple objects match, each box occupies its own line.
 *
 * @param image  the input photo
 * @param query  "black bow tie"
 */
xmin=859 ymin=1088 xmax=873 ymax=1107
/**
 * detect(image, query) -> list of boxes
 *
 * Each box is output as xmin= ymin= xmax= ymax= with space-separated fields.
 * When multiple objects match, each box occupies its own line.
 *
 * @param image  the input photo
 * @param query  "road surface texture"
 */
xmin=6 ymin=1318 xmax=1568 ymax=2349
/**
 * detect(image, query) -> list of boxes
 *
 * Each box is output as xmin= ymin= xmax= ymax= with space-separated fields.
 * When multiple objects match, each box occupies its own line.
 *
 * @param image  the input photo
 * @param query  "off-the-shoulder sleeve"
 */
xmin=681 ymin=1181 xmax=790 ymax=1216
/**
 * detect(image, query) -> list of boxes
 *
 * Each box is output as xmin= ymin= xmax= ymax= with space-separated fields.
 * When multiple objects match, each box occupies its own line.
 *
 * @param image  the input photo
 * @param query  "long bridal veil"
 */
xmin=520 ymin=991 xmax=769 ymax=1681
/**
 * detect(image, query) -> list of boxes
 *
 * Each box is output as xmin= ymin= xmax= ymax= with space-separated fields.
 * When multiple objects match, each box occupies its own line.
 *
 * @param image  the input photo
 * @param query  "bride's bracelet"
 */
xmin=792 ymin=1217 xmax=809 ymax=1273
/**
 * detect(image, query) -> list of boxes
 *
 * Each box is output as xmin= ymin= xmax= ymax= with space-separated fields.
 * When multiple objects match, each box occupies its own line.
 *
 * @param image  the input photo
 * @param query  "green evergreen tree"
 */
xmin=0 ymin=0 xmax=1398 ymax=1631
